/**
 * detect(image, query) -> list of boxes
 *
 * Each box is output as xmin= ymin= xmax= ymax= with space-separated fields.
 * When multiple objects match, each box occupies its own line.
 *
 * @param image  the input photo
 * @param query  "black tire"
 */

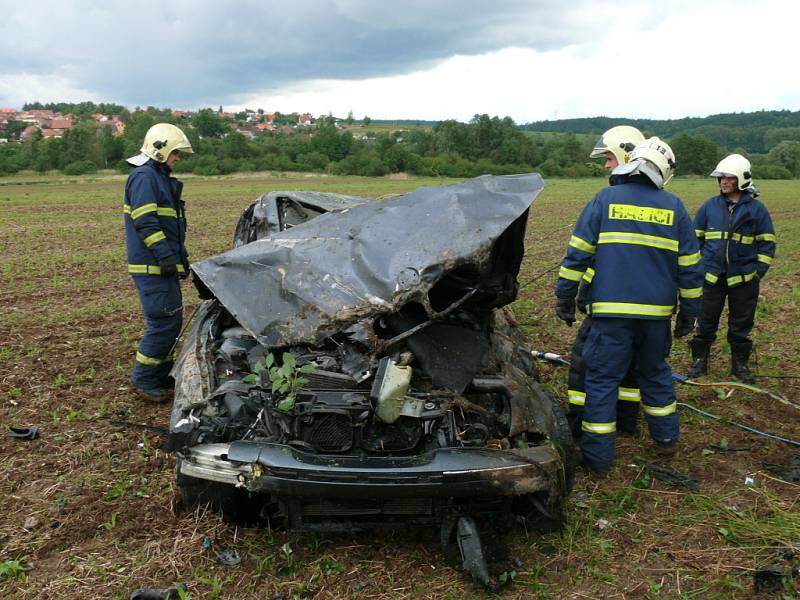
xmin=548 ymin=392 xmax=577 ymax=496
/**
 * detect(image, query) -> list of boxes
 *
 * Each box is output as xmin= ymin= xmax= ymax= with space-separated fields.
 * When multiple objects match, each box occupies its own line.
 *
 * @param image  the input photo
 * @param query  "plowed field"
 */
xmin=1 ymin=172 xmax=798 ymax=599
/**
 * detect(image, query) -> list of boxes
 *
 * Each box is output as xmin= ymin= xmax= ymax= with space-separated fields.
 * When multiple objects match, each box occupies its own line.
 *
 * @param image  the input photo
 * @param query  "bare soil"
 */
xmin=1 ymin=175 xmax=798 ymax=599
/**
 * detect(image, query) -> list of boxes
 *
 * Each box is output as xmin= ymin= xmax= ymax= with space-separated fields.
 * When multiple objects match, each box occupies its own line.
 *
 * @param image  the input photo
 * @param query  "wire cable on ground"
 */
xmin=519 ymin=261 xmax=562 ymax=289
xmin=533 ymin=349 xmax=799 ymax=411
xmin=671 ymin=372 xmax=800 ymax=411
xmin=678 ymin=402 xmax=800 ymax=447
xmin=531 ymin=349 xmax=800 ymax=446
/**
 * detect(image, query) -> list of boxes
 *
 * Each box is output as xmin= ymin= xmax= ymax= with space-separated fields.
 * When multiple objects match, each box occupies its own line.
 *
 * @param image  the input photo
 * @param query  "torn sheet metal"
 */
xmin=192 ymin=174 xmax=544 ymax=348
xmin=232 ymin=191 xmax=368 ymax=246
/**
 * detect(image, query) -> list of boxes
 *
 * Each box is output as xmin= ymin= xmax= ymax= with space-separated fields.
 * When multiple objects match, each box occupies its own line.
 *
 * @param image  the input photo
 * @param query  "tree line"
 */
xmin=1 ymin=104 xmax=799 ymax=179
xmin=521 ymin=109 xmax=800 ymax=153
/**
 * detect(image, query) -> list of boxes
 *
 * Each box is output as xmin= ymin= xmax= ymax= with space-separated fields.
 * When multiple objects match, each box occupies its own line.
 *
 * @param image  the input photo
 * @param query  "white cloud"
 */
xmin=234 ymin=0 xmax=800 ymax=121
xmin=1 ymin=0 xmax=799 ymax=120
xmin=0 ymin=73 xmax=101 ymax=107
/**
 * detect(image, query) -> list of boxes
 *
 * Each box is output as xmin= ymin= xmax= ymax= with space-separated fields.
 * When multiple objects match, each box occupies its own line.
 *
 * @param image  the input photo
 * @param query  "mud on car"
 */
xmin=168 ymin=174 xmax=575 ymax=587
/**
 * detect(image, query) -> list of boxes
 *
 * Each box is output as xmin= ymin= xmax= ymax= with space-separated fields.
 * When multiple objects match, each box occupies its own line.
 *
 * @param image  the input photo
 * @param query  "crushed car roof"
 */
xmin=192 ymin=174 xmax=545 ymax=348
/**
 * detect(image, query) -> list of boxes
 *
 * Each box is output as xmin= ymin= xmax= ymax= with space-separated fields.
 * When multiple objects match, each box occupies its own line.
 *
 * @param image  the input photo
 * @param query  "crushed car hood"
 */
xmin=192 ymin=174 xmax=545 ymax=348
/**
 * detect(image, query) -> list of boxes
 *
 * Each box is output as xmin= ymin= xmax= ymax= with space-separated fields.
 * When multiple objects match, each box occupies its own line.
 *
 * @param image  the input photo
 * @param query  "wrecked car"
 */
xmin=169 ymin=174 xmax=575 ymax=588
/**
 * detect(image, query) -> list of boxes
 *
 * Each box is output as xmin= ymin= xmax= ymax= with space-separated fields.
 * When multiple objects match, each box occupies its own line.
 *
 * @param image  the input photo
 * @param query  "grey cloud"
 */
xmin=0 ymin=0 xmax=601 ymax=107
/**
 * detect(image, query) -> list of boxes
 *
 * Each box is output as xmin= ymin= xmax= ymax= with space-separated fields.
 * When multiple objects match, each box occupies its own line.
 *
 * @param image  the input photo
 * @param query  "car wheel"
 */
xmin=548 ymin=393 xmax=577 ymax=496
xmin=514 ymin=392 xmax=576 ymax=532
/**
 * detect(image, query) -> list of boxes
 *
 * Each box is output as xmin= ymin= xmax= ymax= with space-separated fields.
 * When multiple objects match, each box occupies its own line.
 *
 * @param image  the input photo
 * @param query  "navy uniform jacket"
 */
xmin=123 ymin=160 xmax=188 ymax=277
xmin=556 ymin=177 xmax=703 ymax=319
xmin=694 ymin=192 xmax=775 ymax=287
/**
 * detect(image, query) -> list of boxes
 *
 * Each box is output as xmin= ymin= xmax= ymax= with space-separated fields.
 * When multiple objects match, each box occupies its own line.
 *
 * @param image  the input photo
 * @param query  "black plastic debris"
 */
xmin=636 ymin=460 xmax=699 ymax=491
xmin=762 ymin=454 xmax=800 ymax=482
xmin=129 ymin=583 xmax=187 ymax=600
xmin=753 ymin=566 xmax=784 ymax=594
xmin=785 ymin=454 xmax=800 ymax=482
xmin=8 ymin=426 xmax=38 ymax=441
xmin=455 ymin=516 xmax=495 ymax=590
xmin=216 ymin=548 xmax=241 ymax=566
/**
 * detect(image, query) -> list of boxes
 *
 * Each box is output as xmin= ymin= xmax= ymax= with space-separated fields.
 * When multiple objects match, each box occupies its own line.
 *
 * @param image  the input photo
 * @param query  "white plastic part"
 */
xmin=373 ymin=359 xmax=412 ymax=424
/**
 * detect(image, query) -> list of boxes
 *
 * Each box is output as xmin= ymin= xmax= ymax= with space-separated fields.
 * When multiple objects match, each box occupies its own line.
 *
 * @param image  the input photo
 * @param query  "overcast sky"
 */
xmin=1 ymin=0 xmax=797 ymax=122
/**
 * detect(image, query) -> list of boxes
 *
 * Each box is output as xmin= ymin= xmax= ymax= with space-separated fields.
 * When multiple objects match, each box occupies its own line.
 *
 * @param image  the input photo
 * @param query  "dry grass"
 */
xmin=1 ymin=171 xmax=798 ymax=599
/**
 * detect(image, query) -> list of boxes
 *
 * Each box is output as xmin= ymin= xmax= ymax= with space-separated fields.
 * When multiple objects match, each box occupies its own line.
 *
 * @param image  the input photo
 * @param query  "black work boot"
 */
xmin=617 ymin=402 xmax=640 ymax=436
xmin=130 ymin=384 xmax=174 ymax=404
xmin=730 ymin=343 xmax=755 ymax=384
xmin=686 ymin=338 xmax=710 ymax=378
xmin=566 ymin=403 xmax=584 ymax=441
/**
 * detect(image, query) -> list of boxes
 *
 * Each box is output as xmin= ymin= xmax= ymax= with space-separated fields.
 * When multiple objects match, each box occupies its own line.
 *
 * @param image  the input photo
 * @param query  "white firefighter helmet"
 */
xmin=127 ymin=123 xmax=194 ymax=166
xmin=710 ymin=154 xmax=752 ymax=190
xmin=589 ymin=125 xmax=645 ymax=165
xmin=611 ymin=137 xmax=677 ymax=188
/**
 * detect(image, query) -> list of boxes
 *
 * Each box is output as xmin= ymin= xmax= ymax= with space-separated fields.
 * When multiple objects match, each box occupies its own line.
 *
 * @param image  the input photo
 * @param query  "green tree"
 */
xmin=432 ymin=120 xmax=470 ymax=156
xmin=0 ymin=143 xmax=23 ymax=174
xmin=36 ymin=138 xmax=63 ymax=172
xmin=60 ymin=122 xmax=102 ymax=168
xmin=98 ymin=126 xmax=124 ymax=167
xmin=767 ymin=140 xmax=800 ymax=176
xmin=295 ymin=151 xmax=329 ymax=171
xmin=763 ymin=127 xmax=800 ymax=150
xmin=383 ymin=144 xmax=421 ymax=173
xmin=195 ymin=109 xmax=228 ymax=138
xmin=221 ymin=131 xmax=251 ymax=159
xmin=3 ymin=120 xmax=28 ymax=140
xmin=363 ymin=115 xmax=371 ymax=126
xmin=311 ymin=123 xmax=352 ymax=161
xmin=669 ymin=133 xmax=722 ymax=175
xmin=122 ymin=112 xmax=157 ymax=158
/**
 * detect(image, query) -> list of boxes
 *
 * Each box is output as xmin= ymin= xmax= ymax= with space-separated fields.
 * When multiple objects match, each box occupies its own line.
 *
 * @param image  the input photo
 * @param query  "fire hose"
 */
xmin=532 ymin=350 xmax=800 ymax=447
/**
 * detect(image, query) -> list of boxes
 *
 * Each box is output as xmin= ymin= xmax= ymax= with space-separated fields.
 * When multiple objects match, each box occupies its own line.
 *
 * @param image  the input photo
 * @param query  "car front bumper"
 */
xmin=178 ymin=441 xmax=562 ymax=500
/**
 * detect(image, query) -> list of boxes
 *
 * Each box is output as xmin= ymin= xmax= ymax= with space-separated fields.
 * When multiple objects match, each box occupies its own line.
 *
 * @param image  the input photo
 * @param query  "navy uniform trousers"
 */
xmin=567 ymin=315 xmax=641 ymax=439
xmin=131 ymin=275 xmax=183 ymax=391
xmin=694 ymin=277 xmax=759 ymax=351
xmin=582 ymin=317 xmax=678 ymax=473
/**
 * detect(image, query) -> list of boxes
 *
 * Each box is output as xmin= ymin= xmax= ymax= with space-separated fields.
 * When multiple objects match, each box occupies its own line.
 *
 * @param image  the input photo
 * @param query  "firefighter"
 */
xmin=566 ymin=126 xmax=646 ymax=439
xmin=687 ymin=155 xmax=776 ymax=383
xmin=124 ymin=123 xmax=193 ymax=402
xmin=555 ymin=138 xmax=703 ymax=476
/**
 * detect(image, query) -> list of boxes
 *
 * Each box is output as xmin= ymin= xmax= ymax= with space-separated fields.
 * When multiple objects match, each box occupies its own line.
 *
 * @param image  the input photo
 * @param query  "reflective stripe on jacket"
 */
xmin=556 ymin=178 xmax=703 ymax=319
xmin=123 ymin=159 xmax=188 ymax=276
xmin=694 ymin=192 xmax=775 ymax=286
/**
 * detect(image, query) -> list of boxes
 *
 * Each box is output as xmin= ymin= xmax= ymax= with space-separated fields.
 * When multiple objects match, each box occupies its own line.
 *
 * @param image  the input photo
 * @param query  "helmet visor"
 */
xmin=589 ymin=135 xmax=609 ymax=158
xmin=126 ymin=153 xmax=150 ymax=167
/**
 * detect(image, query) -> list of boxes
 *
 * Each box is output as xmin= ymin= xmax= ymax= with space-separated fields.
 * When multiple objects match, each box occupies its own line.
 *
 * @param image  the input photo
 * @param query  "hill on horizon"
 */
xmin=520 ymin=109 xmax=800 ymax=154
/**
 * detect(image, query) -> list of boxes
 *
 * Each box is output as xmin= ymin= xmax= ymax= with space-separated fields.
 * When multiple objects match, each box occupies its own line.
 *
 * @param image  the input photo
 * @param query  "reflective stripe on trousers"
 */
xmin=131 ymin=275 xmax=183 ymax=390
xmin=581 ymin=317 xmax=679 ymax=472
xmin=128 ymin=264 xmax=186 ymax=275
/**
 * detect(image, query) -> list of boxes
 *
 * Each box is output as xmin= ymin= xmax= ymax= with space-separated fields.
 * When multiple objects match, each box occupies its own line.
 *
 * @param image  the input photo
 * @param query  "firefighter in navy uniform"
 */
xmin=555 ymin=138 xmax=703 ymax=476
xmin=687 ymin=154 xmax=776 ymax=383
xmin=124 ymin=123 xmax=193 ymax=402
xmin=566 ymin=126 xmax=645 ymax=439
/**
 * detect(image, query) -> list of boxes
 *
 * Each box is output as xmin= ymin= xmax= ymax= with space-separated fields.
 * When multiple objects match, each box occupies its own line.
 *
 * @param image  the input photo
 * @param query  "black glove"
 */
xmin=673 ymin=311 xmax=695 ymax=338
xmin=158 ymin=259 xmax=179 ymax=278
xmin=576 ymin=281 xmax=589 ymax=314
xmin=555 ymin=297 xmax=576 ymax=327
